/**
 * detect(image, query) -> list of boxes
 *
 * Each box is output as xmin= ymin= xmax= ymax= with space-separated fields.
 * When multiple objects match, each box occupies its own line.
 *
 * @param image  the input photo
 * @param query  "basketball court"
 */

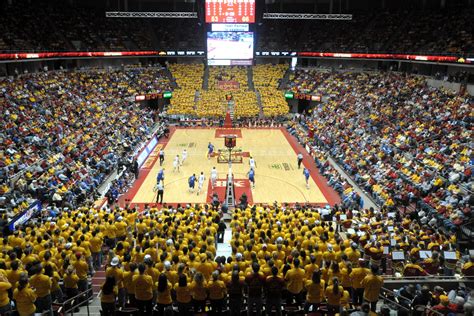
xmin=123 ymin=127 xmax=340 ymax=208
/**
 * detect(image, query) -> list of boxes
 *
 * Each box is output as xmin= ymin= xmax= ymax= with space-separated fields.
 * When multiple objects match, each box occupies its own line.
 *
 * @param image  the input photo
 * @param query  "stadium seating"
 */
xmin=0 ymin=199 xmax=472 ymax=315
xmin=253 ymin=64 xmax=289 ymax=117
xmin=167 ymin=64 xmax=204 ymax=117
xmin=194 ymin=66 xmax=260 ymax=118
xmin=0 ymin=1 xmax=201 ymax=52
xmin=1 ymin=1 xmax=471 ymax=56
xmin=258 ymin=9 xmax=473 ymax=56
xmin=287 ymin=70 xmax=472 ymax=226
xmin=0 ymin=1 xmax=472 ymax=315
xmin=0 ymin=67 xmax=170 ymax=216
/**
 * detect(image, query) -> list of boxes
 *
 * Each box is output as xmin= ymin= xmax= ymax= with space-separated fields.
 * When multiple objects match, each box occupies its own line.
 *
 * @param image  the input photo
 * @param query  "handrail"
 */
xmin=379 ymin=289 xmax=411 ymax=313
xmin=380 ymin=287 xmax=445 ymax=316
xmin=57 ymin=287 xmax=94 ymax=316
xmin=9 ymin=287 xmax=94 ymax=316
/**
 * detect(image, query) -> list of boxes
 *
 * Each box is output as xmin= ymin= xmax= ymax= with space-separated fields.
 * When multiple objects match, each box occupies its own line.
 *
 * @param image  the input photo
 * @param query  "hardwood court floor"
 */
xmin=128 ymin=128 xmax=338 ymax=206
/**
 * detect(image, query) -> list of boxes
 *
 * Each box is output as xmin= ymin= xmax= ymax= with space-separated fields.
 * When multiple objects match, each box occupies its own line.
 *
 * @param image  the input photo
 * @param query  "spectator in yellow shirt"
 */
xmin=284 ymin=258 xmax=306 ymax=305
xmin=325 ymin=277 xmax=344 ymax=314
xmin=73 ymin=253 xmax=89 ymax=302
xmin=13 ymin=274 xmax=36 ymax=316
xmin=461 ymin=256 xmax=474 ymax=277
xmin=44 ymin=265 xmax=63 ymax=303
xmin=133 ymin=263 xmax=154 ymax=315
xmin=208 ymin=270 xmax=227 ymax=314
xmin=29 ymin=263 xmax=52 ymax=315
xmin=100 ymin=276 xmax=117 ymax=316
xmin=6 ymin=260 xmax=22 ymax=290
xmin=304 ymin=270 xmax=325 ymax=313
xmin=156 ymin=274 xmax=173 ymax=315
xmin=106 ymin=257 xmax=126 ymax=308
xmin=174 ymin=274 xmax=192 ymax=316
xmin=403 ymin=258 xmax=428 ymax=277
xmin=105 ymin=220 xmax=117 ymax=248
xmin=115 ymin=216 xmax=128 ymax=241
xmin=63 ymin=265 xmax=79 ymax=301
xmin=90 ymin=230 xmax=103 ymax=270
xmin=361 ymin=265 xmax=384 ymax=312
xmin=0 ymin=272 xmax=12 ymax=314
xmin=350 ymin=260 xmax=370 ymax=306
xmin=190 ymin=272 xmax=207 ymax=314
xmin=123 ymin=263 xmax=137 ymax=306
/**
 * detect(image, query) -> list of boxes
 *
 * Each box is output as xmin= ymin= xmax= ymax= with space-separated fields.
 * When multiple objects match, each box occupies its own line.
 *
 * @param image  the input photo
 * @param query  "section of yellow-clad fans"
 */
xmin=167 ymin=64 xmax=204 ymax=116
xmin=253 ymin=64 xmax=289 ymax=117
xmin=200 ymin=66 xmax=259 ymax=118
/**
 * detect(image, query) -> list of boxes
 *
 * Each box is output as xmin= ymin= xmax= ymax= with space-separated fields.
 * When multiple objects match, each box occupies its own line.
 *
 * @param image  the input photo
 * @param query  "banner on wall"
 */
xmin=8 ymin=200 xmax=42 ymax=231
xmin=218 ymin=80 xmax=240 ymax=90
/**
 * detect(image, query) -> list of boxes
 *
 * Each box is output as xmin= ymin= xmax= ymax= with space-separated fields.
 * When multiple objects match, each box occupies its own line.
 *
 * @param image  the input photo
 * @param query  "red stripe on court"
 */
xmin=280 ymin=128 xmax=341 ymax=206
xmin=119 ymin=127 xmax=176 ymax=207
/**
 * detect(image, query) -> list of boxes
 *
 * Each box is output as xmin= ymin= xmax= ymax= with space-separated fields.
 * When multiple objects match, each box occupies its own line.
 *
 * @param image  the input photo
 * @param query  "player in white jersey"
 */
xmin=210 ymin=167 xmax=218 ymax=189
xmin=197 ymin=172 xmax=206 ymax=195
xmin=249 ymin=156 xmax=256 ymax=169
xmin=173 ymin=154 xmax=180 ymax=172
xmin=181 ymin=149 xmax=187 ymax=166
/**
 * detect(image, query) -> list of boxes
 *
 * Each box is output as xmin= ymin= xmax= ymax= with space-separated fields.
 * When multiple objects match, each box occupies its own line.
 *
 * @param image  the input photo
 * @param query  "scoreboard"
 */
xmin=205 ymin=0 xmax=255 ymax=23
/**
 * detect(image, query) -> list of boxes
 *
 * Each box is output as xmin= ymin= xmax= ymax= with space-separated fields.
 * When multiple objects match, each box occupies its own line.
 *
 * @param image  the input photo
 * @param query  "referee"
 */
xmin=155 ymin=180 xmax=164 ymax=204
xmin=297 ymin=152 xmax=303 ymax=169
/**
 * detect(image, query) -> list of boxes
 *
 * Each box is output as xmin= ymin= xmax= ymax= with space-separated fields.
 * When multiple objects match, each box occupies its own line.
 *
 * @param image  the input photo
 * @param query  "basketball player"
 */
xmin=157 ymin=168 xmax=164 ymax=185
xmin=210 ymin=167 xmax=218 ymax=189
xmin=188 ymin=173 xmax=196 ymax=193
xmin=173 ymin=154 xmax=180 ymax=172
xmin=303 ymin=167 xmax=310 ymax=189
xmin=181 ymin=149 xmax=187 ymax=166
xmin=248 ymin=168 xmax=255 ymax=189
xmin=208 ymin=142 xmax=214 ymax=159
xmin=197 ymin=172 xmax=205 ymax=195
xmin=249 ymin=156 xmax=256 ymax=169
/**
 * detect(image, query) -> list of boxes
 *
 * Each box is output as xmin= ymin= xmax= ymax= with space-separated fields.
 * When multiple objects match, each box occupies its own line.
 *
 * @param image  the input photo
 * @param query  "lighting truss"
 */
xmin=262 ymin=13 xmax=352 ymax=20
xmin=105 ymin=11 xmax=197 ymax=18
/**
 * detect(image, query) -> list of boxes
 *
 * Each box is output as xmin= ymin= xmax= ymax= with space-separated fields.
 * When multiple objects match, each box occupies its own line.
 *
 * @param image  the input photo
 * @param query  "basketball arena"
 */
xmin=0 ymin=0 xmax=473 ymax=316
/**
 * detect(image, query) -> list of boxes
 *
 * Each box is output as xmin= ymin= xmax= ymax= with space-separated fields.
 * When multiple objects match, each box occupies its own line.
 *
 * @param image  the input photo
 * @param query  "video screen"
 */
xmin=205 ymin=0 xmax=255 ymax=23
xmin=207 ymin=32 xmax=254 ymax=66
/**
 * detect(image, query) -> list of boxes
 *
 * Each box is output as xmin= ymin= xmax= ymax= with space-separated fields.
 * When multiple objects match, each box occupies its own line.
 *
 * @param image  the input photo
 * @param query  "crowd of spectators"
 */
xmin=0 ymin=0 xmax=203 ymax=52
xmin=286 ymin=69 xmax=473 ymax=227
xmin=257 ymin=9 xmax=473 ymax=56
xmin=0 ymin=197 xmax=472 ymax=315
xmin=389 ymin=284 xmax=474 ymax=315
xmin=169 ymin=66 xmax=262 ymax=118
xmin=0 ymin=66 xmax=171 ymax=217
xmin=1 ymin=1 xmax=471 ymax=56
xmin=253 ymin=64 xmax=289 ymax=117
xmin=167 ymin=64 xmax=204 ymax=117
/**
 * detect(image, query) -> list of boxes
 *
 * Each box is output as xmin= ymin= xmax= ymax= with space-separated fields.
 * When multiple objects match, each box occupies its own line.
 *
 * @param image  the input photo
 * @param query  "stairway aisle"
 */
xmin=216 ymin=225 xmax=233 ymax=258
xmin=247 ymin=66 xmax=254 ymax=90
xmin=202 ymin=65 xmax=209 ymax=90
xmin=256 ymin=90 xmax=264 ymax=118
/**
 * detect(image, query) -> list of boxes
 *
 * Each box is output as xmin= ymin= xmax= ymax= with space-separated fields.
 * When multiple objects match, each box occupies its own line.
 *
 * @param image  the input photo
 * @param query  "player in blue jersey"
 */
xmin=157 ymin=168 xmax=165 ymax=184
xmin=207 ymin=142 xmax=214 ymax=159
xmin=188 ymin=173 xmax=196 ymax=193
xmin=303 ymin=167 xmax=310 ymax=189
xmin=248 ymin=168 xmax=255 ymax=189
